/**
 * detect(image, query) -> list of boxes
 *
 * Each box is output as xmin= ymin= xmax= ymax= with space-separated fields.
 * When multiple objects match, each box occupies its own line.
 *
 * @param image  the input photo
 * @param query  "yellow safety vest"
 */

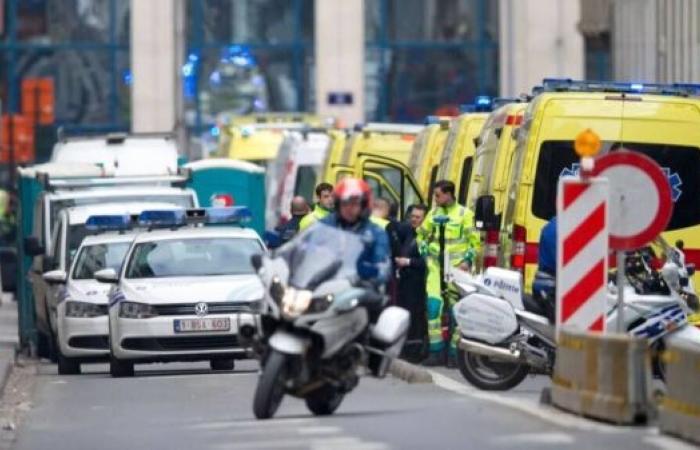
xmin=417 ymin=202 xmax=480 ymax=266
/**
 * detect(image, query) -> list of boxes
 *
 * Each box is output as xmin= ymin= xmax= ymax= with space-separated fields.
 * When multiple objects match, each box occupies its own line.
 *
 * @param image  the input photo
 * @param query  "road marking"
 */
xmin=491 ymin=432 xmax=575 ymax=445
xmin=644 ymin=434 xmax=699 ymax=450
xmin=298 ymin=426 xmax=343 ymax=435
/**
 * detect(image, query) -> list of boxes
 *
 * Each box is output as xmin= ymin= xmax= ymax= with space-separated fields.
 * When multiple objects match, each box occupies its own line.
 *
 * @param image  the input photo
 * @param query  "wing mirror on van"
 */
xmin=94 ymin=268 xmax=119 ymax=284
xmin=474 ymin=195 xmax=499 ymax=231
xmin=23 ymin=237 xmax=44 ymax=256
xmin=42 ymin=270 xmax=67 ymax=285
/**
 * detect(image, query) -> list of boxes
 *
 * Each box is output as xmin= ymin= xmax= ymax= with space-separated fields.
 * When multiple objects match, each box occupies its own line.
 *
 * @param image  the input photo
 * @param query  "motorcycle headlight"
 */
xmin=65 ymin=301 xmax=106 ymax=318
xmin=119 ymin=301 xmax=158 ymax=319
xmin=281 ymin=288 xmax=313 ymax=319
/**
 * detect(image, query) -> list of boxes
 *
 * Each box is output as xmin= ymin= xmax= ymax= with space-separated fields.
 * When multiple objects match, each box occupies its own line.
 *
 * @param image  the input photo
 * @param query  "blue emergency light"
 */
xmin=205 ymin=206 xmax=252 ymax=224
xmin=541 ymin=78 xmax=700 ymax=97
xmin=424 ymin=116 xmax=440 ymax=125
xmin=138 ymin=209 xmax=187 ymax=228
xmin=474 ymin=96 xmax=492 ymax=112
xmin=85 ymin=214 xmax=133 ymax=232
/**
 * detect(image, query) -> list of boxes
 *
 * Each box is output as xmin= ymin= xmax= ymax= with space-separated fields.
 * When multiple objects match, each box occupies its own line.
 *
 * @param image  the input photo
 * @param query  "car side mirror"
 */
xmin=250 ymin=254 xmax=263 ymax=271
xmin=42 ymin=270 xmax=67 ymax=285
xmin=474 ymin=195 xmax=498 ymax=230
xmin=24 ymin=237 xmax=44 ymax=256
xmin=94 ymin=268 xmax=119 ymax=284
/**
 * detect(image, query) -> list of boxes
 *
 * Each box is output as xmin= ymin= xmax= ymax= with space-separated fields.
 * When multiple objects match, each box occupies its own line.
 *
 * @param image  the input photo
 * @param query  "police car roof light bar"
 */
xmin=138 ymin=209 xmax=187 ymax=228
xmin=205 ymin=206 xmax=252 ymax=225
xmin=85 ymin=214 xmax=133 ymax=232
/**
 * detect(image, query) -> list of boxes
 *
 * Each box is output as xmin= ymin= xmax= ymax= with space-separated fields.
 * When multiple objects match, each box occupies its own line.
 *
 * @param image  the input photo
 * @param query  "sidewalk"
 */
xmin=0 ymin=294 xmax=18 ymax=395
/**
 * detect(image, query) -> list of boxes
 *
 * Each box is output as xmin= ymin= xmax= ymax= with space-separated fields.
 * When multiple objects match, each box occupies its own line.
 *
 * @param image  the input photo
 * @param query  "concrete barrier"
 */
xmin=659 ymin=343 xmax=700 ymax=444
xmin=550 ymin=329 xmax=652 ymax=424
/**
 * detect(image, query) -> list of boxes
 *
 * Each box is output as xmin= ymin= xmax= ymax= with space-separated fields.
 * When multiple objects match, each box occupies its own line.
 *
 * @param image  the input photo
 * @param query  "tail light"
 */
xmin=483 ymin=230 xmax=499 ymax=269
xmin=511 ymin=224 xmax=527 ymax=271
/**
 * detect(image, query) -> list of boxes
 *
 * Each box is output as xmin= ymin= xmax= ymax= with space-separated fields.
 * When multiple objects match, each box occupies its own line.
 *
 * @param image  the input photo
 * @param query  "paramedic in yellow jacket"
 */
xmin=417 ymin=180 xmax=480 ymax=367
xmin=299 ymin=182 xmax=334 ymax=231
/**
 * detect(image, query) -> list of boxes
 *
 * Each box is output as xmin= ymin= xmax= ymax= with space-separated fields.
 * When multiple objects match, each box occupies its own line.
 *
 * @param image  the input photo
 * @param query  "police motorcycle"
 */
xmin=450 ymin=238 xmax=700 ymax=391
xmin=245 ymin=224 xmax=409 ymax=419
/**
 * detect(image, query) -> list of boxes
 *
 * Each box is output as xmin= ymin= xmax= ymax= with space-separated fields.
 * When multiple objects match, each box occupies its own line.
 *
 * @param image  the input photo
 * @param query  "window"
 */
xmin=294 ymin=166 xmax=318 ymax=203
xmin=72 ymin=242 xmax=131 ymax=280
xmin=458 ymin=156 xmax=473 ymax=205
xmin=126 ymin=238 xmax=263 ymax=279
xmin=67 ymin=225 xmax=99 ymax=268
xmin=533 ymin=141 xmax=700 ymax=230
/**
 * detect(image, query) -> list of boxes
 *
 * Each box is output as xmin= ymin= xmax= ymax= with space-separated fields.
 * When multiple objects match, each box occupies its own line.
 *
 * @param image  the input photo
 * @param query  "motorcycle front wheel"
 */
xmin=457 ymin=348 xmax=529 ymax=391
xmin=305 ymin=384 xmax=345 ymax=416
xmin=253 ymin=350 xmax=288 ymax=419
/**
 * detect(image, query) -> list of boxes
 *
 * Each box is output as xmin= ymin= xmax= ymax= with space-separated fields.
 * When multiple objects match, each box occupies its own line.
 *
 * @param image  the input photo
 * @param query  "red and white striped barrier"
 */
xmin=556 ymin=177 xmax=609 ymax=335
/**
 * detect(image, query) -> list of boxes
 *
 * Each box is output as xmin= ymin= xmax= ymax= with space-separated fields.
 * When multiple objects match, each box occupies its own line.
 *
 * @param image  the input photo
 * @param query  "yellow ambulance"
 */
xmin=408 ymin=117 xmax=451 ymax=199
xmin=489 ymin=80 xmax=700 ymax=290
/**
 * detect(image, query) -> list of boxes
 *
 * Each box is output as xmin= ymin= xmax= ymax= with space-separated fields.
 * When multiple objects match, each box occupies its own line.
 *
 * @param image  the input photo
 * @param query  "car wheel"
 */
xmin=109 ymin=355 xmax=134 ymax=378
xmin=57 ymin=352 xmax=81 ymax=375
xmin=210 ymin=359 xmax=235 ymax=371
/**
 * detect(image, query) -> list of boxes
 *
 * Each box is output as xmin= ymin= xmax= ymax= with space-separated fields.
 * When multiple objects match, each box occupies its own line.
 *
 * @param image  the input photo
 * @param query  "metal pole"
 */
xmin=616 ymin=250 xmax=625 ymax=333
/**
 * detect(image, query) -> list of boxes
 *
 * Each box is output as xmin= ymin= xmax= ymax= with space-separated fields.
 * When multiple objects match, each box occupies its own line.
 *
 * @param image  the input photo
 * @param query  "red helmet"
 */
xmin=334 ymin=178 xmax=373 ymax=217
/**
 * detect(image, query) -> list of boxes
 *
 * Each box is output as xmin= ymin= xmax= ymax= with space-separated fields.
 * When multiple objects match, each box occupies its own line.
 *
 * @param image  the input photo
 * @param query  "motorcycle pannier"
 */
xmin=453 ymin=294 xmax=519 ymax=344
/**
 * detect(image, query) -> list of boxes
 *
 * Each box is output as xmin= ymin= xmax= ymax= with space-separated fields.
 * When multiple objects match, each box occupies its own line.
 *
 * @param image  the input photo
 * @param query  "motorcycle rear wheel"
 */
xmin=253 ymin=350 xmax=288 ymax=419
xmin=305 ymin=384 xmax=345 ymax=416
xmin=457 ymin=348 xmax=529 ymax=391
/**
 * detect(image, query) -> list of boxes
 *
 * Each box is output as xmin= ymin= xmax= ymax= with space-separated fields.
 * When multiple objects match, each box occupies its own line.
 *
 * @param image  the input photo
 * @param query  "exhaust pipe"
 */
xmin=458 ymin=338 xmax=522 ymax=362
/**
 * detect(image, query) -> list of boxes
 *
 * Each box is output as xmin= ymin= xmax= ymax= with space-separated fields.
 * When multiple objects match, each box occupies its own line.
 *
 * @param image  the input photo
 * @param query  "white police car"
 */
xmin=96 ymin=207 xmax=264 ymax=377
xmin=43 ymin=222 xmax=137 ymax=375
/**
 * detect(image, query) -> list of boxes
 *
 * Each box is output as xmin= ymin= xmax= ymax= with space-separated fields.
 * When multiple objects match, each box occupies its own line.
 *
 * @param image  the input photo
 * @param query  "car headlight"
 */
xmin=118 ymin=301 xmax=158 ymax=319
xmin=65 ymin=301 xmax=106 ymax=318
xmin=281 ymin=288 xmax=313 ymax=319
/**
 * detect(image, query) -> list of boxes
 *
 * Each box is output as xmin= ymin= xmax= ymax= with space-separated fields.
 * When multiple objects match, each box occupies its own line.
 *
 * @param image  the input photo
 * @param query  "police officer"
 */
xmin=417 ymin=180 xmax=479 ymax=367
xmin=299 ymin=182 xmax=334 ymax=231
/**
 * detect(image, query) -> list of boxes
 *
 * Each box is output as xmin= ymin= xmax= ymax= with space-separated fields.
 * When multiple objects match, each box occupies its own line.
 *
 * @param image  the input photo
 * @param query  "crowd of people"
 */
xmin=271 ymin=178 xmax=480 ymax=368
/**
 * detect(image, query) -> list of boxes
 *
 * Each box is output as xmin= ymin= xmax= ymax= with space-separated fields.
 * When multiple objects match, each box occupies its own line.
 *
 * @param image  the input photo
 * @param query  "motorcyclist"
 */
xmin=317 ymin=178 xmax=391 ymax=287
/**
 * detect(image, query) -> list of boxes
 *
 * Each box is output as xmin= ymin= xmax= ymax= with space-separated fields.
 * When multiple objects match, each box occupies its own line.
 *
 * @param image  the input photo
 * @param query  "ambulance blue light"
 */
xmin=138 ymin=210 xmax=186 ymax=228
xmin=205 ymin=206 xmax=252 ymax=225
xmin=424 ymin=116 xmax=440 ymax=125
xmin=85 ymin=215 xmax=132 ymax=232
xmin=630 ymin=83 xmax=644 ymax=92
xmin=476 ymin=96 xmax=491 ymax=106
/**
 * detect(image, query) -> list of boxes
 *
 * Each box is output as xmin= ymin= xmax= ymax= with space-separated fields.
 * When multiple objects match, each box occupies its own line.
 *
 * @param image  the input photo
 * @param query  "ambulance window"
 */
xmin=458 ymin=157 xmax=473 ymax=205
xmin=427 ymin=165 xmax=439 ymax=207
xmin=294 ymin=166 xmax=317 ymax=203
xmin=533 ymin=141 xmax=700 ymax=230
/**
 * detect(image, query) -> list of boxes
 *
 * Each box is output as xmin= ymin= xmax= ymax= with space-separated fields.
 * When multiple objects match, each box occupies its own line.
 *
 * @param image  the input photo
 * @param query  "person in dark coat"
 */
xmin=394 ymin=204 xmax=428 ymax=362
xmin=275 ymin=196 xmax=310 ymax=245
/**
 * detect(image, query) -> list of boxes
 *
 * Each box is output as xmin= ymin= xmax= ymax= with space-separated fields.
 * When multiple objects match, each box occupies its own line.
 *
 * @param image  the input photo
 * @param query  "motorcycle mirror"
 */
xmin=250 ymin=254 xmax=263 ymax=271
xmin=687 ymin=264 xmax=696 ymax=277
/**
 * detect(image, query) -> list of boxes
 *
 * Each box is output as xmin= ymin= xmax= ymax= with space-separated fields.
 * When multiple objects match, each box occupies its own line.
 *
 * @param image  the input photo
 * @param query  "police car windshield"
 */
xmin=125 ymin=238 xmax=263 ymax=279
xmin=72 ymin=242 xmax=131 ymax=280
xmin=533 ymin=141 xmax=700 ymax=230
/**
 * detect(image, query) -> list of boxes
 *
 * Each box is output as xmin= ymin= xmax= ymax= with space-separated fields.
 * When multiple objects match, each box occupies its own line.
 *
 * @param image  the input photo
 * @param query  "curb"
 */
xmin=0 ymin=350 xmax=15 ymax=400
xmin=388 ymin=359 xmax=433 ymax=384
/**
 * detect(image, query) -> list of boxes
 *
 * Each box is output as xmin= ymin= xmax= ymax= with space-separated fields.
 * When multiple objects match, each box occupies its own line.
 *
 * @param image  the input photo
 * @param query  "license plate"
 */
xmin=174 ymin=318 xmax=230 ymax=333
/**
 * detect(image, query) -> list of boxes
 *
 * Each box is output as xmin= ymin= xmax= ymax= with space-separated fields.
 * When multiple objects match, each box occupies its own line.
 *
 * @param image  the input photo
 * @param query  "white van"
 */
xmin=266 ymin=130 xmax=330 ymax=228
xmin=50 ymin=133 xmax=179 ymax=176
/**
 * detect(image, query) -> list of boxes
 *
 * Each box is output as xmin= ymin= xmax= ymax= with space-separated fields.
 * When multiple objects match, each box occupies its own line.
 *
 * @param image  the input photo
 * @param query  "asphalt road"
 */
xmin=9 ymin=359 xmax=693 ymax=450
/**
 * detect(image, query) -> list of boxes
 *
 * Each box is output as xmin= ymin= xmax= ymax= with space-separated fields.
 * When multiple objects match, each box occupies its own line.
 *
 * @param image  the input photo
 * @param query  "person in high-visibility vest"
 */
xmin=417 ymin=180 xmax=480 ymax=367
xmin=370 ymin=196 xmax=391 ymax=229
xmin=299 ymin=182 xmax=334 ymax=231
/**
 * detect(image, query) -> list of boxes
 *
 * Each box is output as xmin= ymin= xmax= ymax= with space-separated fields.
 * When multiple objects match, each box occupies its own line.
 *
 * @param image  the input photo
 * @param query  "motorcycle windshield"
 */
xmin=286 ymin=224 xmax=364 ymax=290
